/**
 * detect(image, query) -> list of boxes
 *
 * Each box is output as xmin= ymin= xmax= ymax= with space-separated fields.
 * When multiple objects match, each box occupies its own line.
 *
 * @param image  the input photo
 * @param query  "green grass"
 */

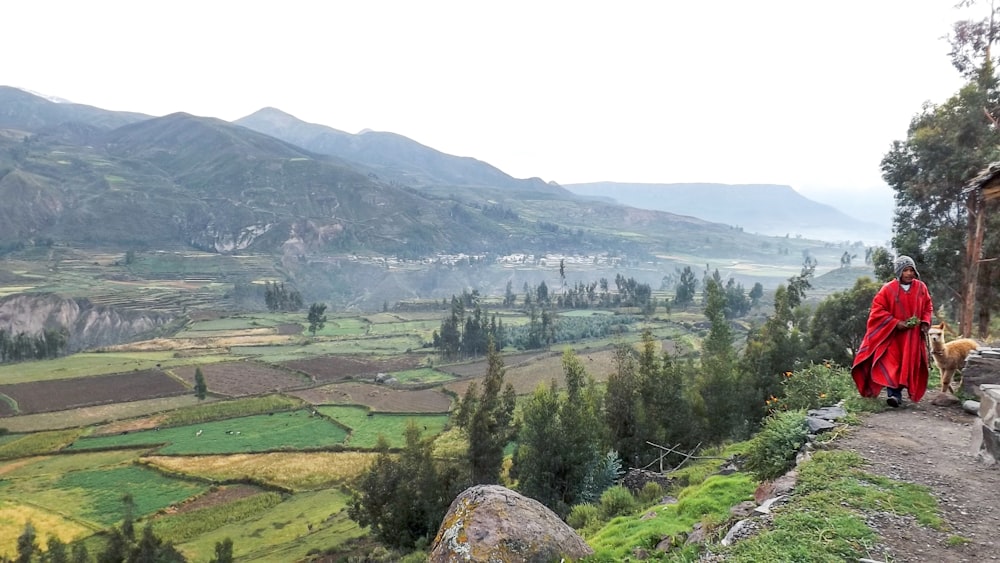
xmin=175 ymin=488 xmax=363 ymax=562
xmin=0 ymin=450 xmax=139 ymax=479
xmin=724 ymin=451 xmax=941 ymax=561
xmin=150 ymin=491 xmax=284 ymax=542
xmin=388 ymin=367 xmax=454 ymax=384
xmin=317 ymin=405 xmax=449 ymax=448
xmin=7 ymin=464 xmax=208 ymax=528
xmin=584 ymin=474 xmax=755 ymax=561
xmin=68 ymin=410 xmax=348 ymax=454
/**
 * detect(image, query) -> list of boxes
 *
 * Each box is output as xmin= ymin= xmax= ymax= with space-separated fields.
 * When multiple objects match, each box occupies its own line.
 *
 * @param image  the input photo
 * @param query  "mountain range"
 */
xmin=562 ymin=182 xmax=890 ymax=243
xmin=0 ymin=85 xmax=876 ymax=307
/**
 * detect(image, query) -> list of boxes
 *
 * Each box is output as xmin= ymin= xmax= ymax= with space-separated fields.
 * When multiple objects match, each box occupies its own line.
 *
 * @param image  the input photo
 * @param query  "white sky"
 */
xmin=2 ymin=0 xmax=974 ymax=198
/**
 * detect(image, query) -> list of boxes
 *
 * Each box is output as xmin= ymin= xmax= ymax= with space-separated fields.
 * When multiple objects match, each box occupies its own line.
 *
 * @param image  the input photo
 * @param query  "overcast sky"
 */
xmin=3 ymin=1 xmax=973 ymax=203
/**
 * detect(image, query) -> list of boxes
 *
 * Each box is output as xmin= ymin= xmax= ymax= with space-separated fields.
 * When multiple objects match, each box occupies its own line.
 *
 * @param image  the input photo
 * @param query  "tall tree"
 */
xmin=15 ymin=522 xmax=37 ymax=563
xmin=673 ymin=266 xmax=697 ymax=308
xmin=883 ymin=0 xmax=1000 ymax=336
xmin=307 ymin=303 xmax=327 ymax=336
xmin=193 ymin=367 xmax=208 ymax=400
xmin=457 ymin=337 xmax=517 ymax=484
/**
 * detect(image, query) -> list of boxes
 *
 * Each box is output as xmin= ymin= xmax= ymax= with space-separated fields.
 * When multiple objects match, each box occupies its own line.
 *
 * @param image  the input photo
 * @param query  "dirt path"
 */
xmin=834 ymin=390 xmax=1000 ymax=563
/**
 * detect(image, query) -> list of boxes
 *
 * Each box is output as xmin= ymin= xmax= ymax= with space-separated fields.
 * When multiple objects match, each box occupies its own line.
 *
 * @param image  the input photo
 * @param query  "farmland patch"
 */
xmin=444 ymin=348 xmax=618 ymax=396
xmin=318 ymin=405 xmax=449 ymax=448
xmin=280 ymin=354 xmax=424 ymax=383
xmin=288 ymin=381 xmax=453 ymax=413
xmin=0 ymin=395 xmax=207 ymax=434
xmin=0 ymin=500 xmax=95 ymax=559
xmin=144 ymin=451 xmax=379 ymax=490
xmin=172 ymin=361 xmax=310 ymax=397
xmin=69 ymin=410 xmax=347 ymax=455
xmin=175 ymin=488 xmax=362 ymax=562
xmin=0 ymin=370 xmax=188 ymax=416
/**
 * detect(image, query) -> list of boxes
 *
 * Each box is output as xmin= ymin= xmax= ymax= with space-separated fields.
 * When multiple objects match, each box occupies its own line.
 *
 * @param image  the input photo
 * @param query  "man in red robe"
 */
xmin=851 ymin=255 xmax=933 ymax=407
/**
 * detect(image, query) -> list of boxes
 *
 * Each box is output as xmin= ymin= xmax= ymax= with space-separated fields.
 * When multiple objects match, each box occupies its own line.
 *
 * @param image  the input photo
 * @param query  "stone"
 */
xmin=960 ymin=356 xmax=1000 ymax=397
xmin=982 ymin=424 xmax=1000 ymax=463
xmin=806 ymin=405 xmax=847 ymax=421
xmin=754 ymin=495 xmax=787 ymax=515
xmin=622 ymin=467 xmax=673 ymax=493
xmin=980 ymin=387 xmax=1000 ymax=430
xmin=931 ymin=393 xmax=960 ymax=407
xmin=729 ymin=501 xmax=757 ymax=518
xmin=806 ymin=416 xmax=835 ymax=433
xmin=682 ymin=523 xmax=706 ymax=546
xmin=429 ymin=484 xmax=593 ymax=563
xmin=770 ymin=470 xmax=798 ymax=497
xmin=963 ymin=400 xmax=981 ymax=415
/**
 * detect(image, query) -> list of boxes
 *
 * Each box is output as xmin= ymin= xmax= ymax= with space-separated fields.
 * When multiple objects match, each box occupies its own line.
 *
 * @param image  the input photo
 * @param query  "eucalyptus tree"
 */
xmin=882 ymin=0 xmax=1000 ymax=335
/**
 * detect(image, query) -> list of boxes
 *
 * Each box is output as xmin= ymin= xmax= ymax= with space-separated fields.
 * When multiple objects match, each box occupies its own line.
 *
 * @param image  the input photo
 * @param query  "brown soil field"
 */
xmin=166 ymin=484 xmax=263 ymax=515
xmin=444 ymin=348 xmax=619 ymax=397
xmin=0 ymin=401 xmax=14 ymax=417
xmin=275 ymin=323 xmax=304 ymax=335
xmin=172 ymin=361 xmax=310 ymax=397
xmin=0 ymin=370 xmax=189 ymax=416
xmin=288 ymin=381 xmax=453 ymax=413
xmin=438 ymin=351 xmax=555 ymax=378
xmin=0 ymin=396 xmax=208 ymax=433
xmin=281 ymin=354 xmax=424 ymax=383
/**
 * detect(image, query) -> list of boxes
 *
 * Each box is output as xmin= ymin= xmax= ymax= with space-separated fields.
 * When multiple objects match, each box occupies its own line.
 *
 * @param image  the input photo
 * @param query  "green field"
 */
xmin=176 ymin=488 xmax=363 ymax=562
xmin=389 ymin=367 xmax=454 ymax=384
xmin=68 ymin=410 xmax=348 ymax=454
xmin=318 ymin=405 xmax=449 ymax=448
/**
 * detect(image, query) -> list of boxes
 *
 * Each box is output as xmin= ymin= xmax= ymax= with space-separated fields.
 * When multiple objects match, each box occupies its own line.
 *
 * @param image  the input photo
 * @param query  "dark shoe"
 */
xmin=886 ymin=396 xmax=900 ymax=408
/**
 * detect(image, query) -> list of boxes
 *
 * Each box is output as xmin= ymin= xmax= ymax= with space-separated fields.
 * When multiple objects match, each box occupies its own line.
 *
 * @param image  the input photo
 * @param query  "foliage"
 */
xmin=263 ymin=282 xmax=303 ymax=312
xmin=744 ymin=410 xmax=809 ymax=482
xmin=776 ymin=363 xmax=855 ymax=412
xmin=637 ymin=481 xmax=665 ymax=505
xmin=806 ymin=277 xmax=880 ymax=367
xmin=579 ymin=450 xmax=624 ymax=504
xmin=193 ymin=367 xmax=207 ymax=400
xmin=307 ymin=302 xmax=327 ymax=336
xmin=455 ymin=337 xmax=517 ymax=484
xmin=566 ymin=503 xmax=600 ymax=530
xmin=348 ymin=424 xmax=467 ymax=549
xmin=597 ymin=485 xmax=636 ymax=519
xmin=0 ymin=328 xmax=67 ymax=364
xmin=673 ymin=266 xmax=697 ymax=307
xmin=512 ymin=349 xmax=604 ymax=516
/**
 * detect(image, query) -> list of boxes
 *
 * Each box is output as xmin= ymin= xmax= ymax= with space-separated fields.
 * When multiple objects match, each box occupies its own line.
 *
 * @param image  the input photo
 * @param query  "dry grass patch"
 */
xmin=104 ymin=333 xmax=297 ymax=353
xmin=144 ymin=451 xmax=380 ymax=491
xmin=0 ymin=501 xmax=96 ymax=559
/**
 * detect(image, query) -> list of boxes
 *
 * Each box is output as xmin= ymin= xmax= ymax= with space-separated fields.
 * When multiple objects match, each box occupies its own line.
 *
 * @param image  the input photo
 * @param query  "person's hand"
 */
xmin=896 ymin=320 xmax=908 ymax=330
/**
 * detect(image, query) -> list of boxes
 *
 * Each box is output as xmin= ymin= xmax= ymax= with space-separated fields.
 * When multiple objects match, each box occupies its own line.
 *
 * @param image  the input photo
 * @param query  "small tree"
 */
xmin=307 ymin=303 xmax=327 ymax=336
xmin=209 ymin=538 xmax=234 ymax=563
xmin=15 ymin=522 xmax=37 ymax=563
xmin=194 ymin=367 xmax=207 ymax=400
xmin=457 ymin=337 xmax=517 ymax=484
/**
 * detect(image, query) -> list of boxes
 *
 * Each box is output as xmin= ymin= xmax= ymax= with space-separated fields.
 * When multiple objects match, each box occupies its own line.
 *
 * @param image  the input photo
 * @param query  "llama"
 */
xmin=926 ymin=323 xmax=979 ymax=393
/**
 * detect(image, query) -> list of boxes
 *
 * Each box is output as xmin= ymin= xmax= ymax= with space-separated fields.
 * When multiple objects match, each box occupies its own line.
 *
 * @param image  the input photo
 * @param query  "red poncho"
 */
xmin=851 ymin=278 xmax=933 ymax=403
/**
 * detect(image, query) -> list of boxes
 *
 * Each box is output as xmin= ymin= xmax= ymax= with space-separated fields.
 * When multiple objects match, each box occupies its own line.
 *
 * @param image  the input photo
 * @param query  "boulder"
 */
xmin=429 ymin=484 xmax=593 ymax=563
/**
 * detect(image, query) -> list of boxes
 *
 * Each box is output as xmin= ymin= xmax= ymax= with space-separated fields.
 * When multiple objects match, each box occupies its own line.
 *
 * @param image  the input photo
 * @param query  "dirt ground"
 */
xmin=834 ymin=389 xmax=1000 ymax=563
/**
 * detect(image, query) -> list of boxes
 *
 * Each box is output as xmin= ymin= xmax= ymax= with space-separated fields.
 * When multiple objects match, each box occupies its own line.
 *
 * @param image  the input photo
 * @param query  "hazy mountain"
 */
xmin=235 ymin=107 xmax=567 ymax=195
xmin=0 ymin=86 xmax=147 ymax=131
xmin=563 ymin=182 xmax=891 ymax=243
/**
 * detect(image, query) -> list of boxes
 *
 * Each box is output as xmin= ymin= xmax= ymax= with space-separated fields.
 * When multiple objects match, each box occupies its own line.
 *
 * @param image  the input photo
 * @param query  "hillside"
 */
xmin=0 ymin=86 xmax=866 ymax=310
xmin=564 ymin=181 xmax=890 ymax=243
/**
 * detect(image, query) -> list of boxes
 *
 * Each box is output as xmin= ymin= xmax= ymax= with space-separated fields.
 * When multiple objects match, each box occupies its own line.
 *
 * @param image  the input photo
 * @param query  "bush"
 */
xmin=638 ymin=481 xmax=665 ymax=505
xmin=745 ymin=410 xmax=809 ymax=481
xmin=566 ymin=503 xmax=600 ymax=530
xmin=778 ymin=362 xmax=854 ymax=411
xmin=598 ymin=485 xmax=637 ymax=519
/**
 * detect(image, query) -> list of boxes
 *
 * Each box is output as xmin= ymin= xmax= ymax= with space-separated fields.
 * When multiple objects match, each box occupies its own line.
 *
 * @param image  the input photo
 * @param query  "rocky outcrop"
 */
xmin=429 ymin=484 xmax=593 ymax=563
xmin=0 ymin=293 xmax=173 ymax=352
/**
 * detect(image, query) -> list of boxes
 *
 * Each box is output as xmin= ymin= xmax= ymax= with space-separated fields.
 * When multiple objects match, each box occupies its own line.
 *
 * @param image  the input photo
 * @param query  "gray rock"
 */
xmin=806 ymin=405 xmax=847 ymax=421
xmin=806 ymin=416 xmax=836 ymax=433
xmin=429 ymin=484 xmax=593 ymax=563
xmin=963 ymin=400 xmax=981 ymax=415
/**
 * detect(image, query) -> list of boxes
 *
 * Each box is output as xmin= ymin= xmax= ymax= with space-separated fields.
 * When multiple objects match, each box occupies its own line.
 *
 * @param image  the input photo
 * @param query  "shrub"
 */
xmin=638 ymin=481 xmax=665 ymax=505
xmin=745 ymin=410 xmax=809 ymax=481
xmin=778 ymin=362 xmax=854 ymax=411
xmin=566 ymin=503 xmax=600 ymax=530
xmin=598 ymin=485 xmax=636 ymax=519
xmin=580 ymin=450 xmax=624 ymax=502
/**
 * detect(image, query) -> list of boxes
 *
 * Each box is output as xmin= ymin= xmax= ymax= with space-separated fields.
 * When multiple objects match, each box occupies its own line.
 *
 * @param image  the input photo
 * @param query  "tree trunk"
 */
xmin=963 ymin=192 xmax=985 ymax=338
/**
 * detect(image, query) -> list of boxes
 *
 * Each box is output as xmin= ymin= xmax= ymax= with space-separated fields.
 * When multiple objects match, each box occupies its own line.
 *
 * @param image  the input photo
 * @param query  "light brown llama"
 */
xmin=926 ymin=322 xmax=979 ymax=393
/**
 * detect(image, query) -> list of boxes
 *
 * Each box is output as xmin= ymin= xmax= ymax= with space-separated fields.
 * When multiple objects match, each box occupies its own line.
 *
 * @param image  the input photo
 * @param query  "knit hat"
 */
xmin=894 ymin=255 xmax=919 ymax=279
